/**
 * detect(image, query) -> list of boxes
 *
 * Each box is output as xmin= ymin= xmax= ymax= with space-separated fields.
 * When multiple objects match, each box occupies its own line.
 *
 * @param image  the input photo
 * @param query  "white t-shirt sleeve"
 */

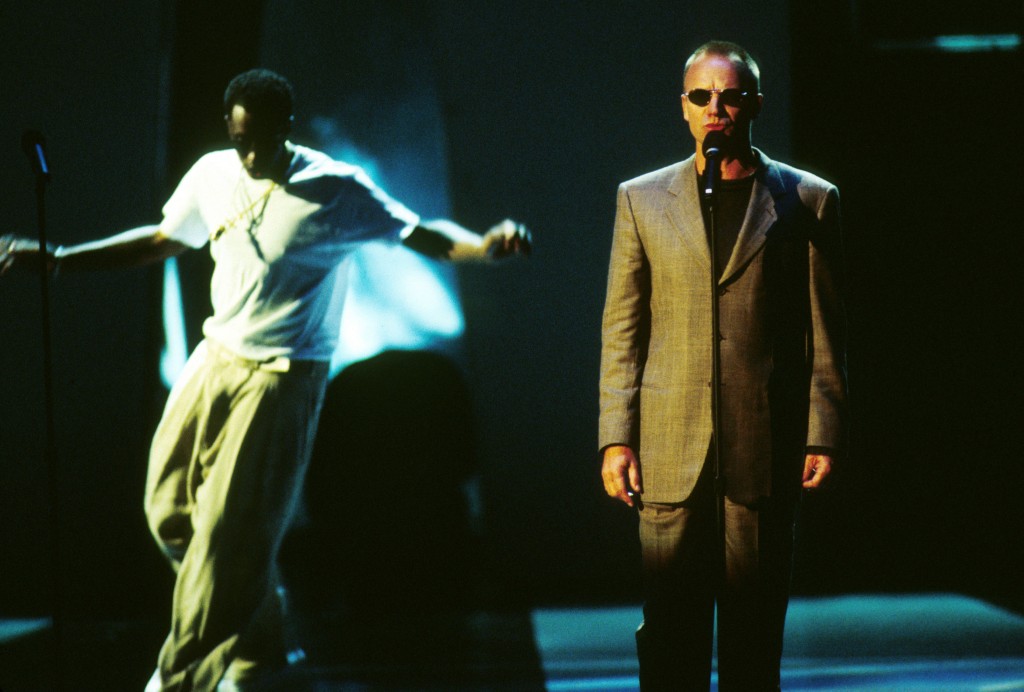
xmin=333 ymin=166 xmax=419 ymax=245
xmin=160 ymin=159 xmax=214 ymax=249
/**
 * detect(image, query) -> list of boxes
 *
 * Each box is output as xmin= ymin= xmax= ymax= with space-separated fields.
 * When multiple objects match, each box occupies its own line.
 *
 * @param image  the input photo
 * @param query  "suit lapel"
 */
xmin=664 ymin=157 xmax=711 ymax=272
xmin=720 ymin=149 xmax=785 ymax=284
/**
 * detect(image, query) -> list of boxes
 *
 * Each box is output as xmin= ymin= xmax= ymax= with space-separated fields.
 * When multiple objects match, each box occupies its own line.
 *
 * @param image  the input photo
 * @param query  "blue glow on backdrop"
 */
xmin=160 ymin=257 xmax=189 ymax=388
xmin=332 ymin=242 xmax=464 ymax=378
xmin=877 ymin=33 xmax=1021 ymax=53
xmin=310 ymin=115 xmax=464 ymax=378
xmin=933 ymin=33 xmax=1020 ymax=52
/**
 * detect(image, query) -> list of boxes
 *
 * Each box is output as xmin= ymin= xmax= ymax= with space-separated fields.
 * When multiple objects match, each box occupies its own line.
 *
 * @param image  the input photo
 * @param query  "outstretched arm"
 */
xmin=1 ymin=225 xmax=190 ymax=276
xmin=402 ymin=218 xmax=531 ymax=262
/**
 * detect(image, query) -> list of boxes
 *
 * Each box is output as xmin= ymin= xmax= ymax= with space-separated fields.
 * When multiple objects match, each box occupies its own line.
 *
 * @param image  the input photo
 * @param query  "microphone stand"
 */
xmin=24 ymin=131 xmax=66 ymax=690
xmin=701 ymin=139 xmax=726 ymax=575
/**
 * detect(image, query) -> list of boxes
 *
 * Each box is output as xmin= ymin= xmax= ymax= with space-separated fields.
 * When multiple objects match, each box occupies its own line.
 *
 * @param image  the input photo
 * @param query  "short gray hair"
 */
xmin=683 ymin=41 xmax=760 ymax=91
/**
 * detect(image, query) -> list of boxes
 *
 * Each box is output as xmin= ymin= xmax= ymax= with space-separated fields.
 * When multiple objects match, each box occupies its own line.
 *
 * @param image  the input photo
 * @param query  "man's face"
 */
xmin=225 ymin=104 xmax=290 ymax=180
xmin=681 ymin=54 xmax=762 ymax=151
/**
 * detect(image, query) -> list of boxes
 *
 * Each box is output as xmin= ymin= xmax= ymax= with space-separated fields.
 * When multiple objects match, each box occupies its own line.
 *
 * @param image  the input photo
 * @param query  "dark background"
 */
xmin=1 ymin=0 xmax=1020 ymax=636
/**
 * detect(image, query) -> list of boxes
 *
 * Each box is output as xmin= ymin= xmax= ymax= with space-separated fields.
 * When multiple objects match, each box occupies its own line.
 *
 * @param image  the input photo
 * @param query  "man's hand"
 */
xmin=802 ymin=453 xmax=833 ymax=490
xmin=602 ymin=444 xmax=643 ymax=507
xmin=0 ymin=235 xmax=56 ymax=276
xmin=481 ymin=219 xmax=531 ymax=259
xmin=404 ymin=218 xmax=531 ymax=262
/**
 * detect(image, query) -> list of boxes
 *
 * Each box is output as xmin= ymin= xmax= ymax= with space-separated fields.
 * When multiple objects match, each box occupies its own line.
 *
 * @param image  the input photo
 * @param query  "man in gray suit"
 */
xmin=600 ymin=41 xmax=847 ymax=690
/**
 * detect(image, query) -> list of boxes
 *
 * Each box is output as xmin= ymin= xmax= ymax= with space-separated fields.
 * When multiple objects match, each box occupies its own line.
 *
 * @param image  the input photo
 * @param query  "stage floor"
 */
xmin=534 ymin=594 xmax=1024 ymax=691
xmin=2 ymin=593 xmax=1023 ymax=690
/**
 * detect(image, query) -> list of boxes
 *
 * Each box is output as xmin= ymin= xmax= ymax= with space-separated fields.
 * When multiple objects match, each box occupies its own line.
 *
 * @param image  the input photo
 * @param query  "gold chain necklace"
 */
xmin=211 ymin=177 xmax=279 ymax=242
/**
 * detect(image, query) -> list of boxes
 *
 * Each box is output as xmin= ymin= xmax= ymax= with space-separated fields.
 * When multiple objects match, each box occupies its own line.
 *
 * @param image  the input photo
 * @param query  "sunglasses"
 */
xmin=683 ymin=88 xmax=752 ymax=108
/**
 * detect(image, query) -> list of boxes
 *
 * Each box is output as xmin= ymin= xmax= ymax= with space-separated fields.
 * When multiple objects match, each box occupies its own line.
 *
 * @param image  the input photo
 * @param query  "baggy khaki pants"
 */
xmin=144 ymin=340 xmax=328 ymax=691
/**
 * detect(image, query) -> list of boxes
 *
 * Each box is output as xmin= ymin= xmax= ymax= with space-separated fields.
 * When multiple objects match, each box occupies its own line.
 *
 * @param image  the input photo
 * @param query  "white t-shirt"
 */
xmin=161 ymin=145 xmax=419 ymax=361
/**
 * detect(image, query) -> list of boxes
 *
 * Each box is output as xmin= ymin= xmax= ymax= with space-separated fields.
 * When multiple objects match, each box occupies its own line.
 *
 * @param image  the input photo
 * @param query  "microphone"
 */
xmin=701 ymin=131 xmax=726 ymax=199
xmin=22 ymin=130 xmax=51 ymax=181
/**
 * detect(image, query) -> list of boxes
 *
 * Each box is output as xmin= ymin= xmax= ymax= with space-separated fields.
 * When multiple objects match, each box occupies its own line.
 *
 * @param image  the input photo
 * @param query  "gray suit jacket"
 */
xmin=599 ymin=150 xmax=848 ymax=505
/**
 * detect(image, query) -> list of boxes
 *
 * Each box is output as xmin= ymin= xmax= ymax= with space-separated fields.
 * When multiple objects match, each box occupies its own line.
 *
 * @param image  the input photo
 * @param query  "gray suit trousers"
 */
xmin=636 ymin=460 xmax=796 ymax=691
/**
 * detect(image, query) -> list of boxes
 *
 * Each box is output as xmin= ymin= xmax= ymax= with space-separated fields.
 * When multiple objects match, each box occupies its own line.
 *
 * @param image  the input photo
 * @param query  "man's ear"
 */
xmin=278 ymin=115 xmax=294 ymax=138
xmin=750 ymin=93 xmax=764 ymax=120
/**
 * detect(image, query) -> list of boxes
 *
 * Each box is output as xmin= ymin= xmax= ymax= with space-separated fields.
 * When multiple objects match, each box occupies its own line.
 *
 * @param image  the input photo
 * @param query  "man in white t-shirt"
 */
xmin=2 ymin=69 xmax=530 ymax=691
